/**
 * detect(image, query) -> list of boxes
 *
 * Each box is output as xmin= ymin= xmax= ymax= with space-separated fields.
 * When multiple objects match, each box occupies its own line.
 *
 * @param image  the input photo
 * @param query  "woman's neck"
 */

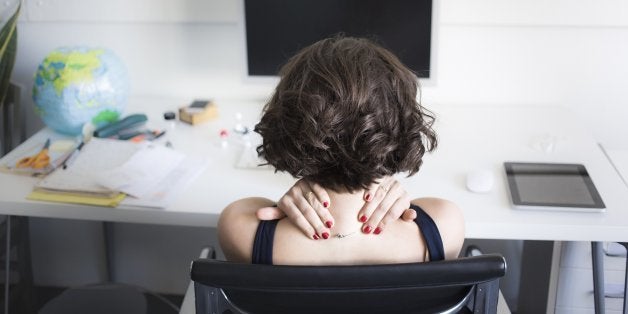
xmin=326 ymin=190 xmax=369 ymax=236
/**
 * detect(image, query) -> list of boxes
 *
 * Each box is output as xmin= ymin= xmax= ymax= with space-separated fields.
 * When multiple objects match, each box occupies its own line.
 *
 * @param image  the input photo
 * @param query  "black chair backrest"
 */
xmin=192 ymin=254 xmax=506 ymax=314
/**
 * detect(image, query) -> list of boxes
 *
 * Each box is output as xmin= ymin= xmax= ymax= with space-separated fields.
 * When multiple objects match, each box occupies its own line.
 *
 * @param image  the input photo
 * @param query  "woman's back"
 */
xmin=271 ymin=215 xmax=424 ymax=265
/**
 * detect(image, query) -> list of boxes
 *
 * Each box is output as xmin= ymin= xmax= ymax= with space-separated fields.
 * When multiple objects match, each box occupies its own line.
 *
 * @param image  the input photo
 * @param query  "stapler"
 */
xmin=93 ymin=114 xmax=148 ymax=138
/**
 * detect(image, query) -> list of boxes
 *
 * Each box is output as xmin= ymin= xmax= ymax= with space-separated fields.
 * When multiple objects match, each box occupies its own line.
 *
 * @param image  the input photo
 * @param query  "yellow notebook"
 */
xmin=27 ymin=191 xmax=126 ymax=207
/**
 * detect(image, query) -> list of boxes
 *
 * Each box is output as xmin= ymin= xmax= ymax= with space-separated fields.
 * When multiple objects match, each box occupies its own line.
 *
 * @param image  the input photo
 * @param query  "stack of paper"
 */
xmin=117 ymin=154 xmax=207 ymax=208
xmin=27 ymin=138 xmax=207 ymax=208
xmin=97 ymin=143 xmax=207 ymax=208
xmin=28 ymin=138 xmax=144 ymax=207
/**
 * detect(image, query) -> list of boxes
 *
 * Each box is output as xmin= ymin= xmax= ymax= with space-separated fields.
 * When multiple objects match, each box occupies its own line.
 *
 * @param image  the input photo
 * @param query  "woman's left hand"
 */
xmin=357 ymin=177 xmax=416 ymax=235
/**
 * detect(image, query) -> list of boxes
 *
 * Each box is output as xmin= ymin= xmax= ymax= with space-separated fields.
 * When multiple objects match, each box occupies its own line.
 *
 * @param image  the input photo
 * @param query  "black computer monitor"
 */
xmin=244 ymin=0 xmax=433 ymax=78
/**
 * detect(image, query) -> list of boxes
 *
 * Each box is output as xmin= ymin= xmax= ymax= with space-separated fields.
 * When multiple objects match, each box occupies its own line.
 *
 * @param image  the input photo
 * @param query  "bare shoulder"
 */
xmin=218 ymin=197 xmax=275 ymax=263
xmin=411 ymin=197 xmax=465 ymax=260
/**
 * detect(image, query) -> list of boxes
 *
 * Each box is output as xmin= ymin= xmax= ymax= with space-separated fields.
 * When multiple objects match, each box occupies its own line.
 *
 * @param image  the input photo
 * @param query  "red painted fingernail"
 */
xmin=322 ymin=232 xmax=329 ymax=239
xmin=374 ymin=227 xmax=382 ymax=235
xmin=313 ymin=234 xmax=320 ymax=240
xmin=323 ymin=201 xmax=329 ymax=208
xmin=325 ymin=220 xmax=333 ymax=228
xmin=365 ymin=193 xmax=371 ymax=201
xmin=359 ymin=215 xmax=367 ymax=223
xmin=363 ymin=225 xmax=372 ymax=234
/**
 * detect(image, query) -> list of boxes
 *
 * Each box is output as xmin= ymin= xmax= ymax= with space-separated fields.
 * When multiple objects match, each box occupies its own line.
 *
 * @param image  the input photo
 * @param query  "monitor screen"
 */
xmin=244 ymin=0 xmax=433 ymax=77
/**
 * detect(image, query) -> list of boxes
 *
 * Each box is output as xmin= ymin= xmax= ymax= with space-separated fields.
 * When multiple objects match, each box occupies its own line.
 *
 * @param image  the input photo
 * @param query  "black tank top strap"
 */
xmin=252 ymin=219 xmax=279 ymax=265
xmin=411 ymin=203 xmax=445 ymax=261
xmin=252 ymin=205 xmax=445 ymax=264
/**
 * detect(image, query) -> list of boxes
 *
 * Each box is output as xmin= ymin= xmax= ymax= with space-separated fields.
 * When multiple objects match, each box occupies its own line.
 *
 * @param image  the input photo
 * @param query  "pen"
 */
xmin=154 ymin=130 xmax=166 ymax=139
xmin=62 ymin=141 xmax=84 ymax=170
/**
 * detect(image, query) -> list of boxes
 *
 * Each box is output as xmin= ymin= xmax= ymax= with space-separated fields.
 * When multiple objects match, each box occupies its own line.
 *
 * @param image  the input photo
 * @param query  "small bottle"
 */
xmin=164 ymin=111 xmax=176 ymax=131
xmin=233 ymin=112 xmax=249 ymax=135
xmin=163 ymin=111 xmax=176 ymax=147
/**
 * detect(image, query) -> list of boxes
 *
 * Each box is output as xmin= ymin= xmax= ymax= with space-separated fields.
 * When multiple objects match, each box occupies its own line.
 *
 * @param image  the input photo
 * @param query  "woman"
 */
xmin=219 ymin=36 xmax=464 ymax=265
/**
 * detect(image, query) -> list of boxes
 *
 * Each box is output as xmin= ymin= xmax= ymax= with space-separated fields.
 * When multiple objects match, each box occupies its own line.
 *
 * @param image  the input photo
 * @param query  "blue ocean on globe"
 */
xmin=32 ymin=47 xmax=130 ymax=135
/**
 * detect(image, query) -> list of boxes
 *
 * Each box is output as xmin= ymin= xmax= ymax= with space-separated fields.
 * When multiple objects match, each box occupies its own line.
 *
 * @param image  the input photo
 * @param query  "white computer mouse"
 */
xmin=466 ymin=170 xmax=494 ymax=193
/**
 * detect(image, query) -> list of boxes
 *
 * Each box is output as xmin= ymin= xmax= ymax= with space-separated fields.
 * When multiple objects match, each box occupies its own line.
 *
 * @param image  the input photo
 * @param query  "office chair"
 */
xmin=191 ymin=248 xmax=506 ymax=314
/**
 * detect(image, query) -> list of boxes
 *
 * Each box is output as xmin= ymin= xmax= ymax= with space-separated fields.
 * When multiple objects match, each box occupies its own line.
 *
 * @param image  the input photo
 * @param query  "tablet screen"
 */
xmin=504 ymin=162 xmax=605 ymax=209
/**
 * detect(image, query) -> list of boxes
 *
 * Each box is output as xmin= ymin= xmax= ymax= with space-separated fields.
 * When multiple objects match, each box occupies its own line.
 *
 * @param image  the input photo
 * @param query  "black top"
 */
xmin=252 ymin=203 xmax=445 ymax=265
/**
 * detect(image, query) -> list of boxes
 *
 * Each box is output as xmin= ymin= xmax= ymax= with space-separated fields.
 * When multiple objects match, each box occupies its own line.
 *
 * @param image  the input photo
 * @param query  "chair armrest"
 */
xmin=464 ymin=245 xmax=512 ymax=314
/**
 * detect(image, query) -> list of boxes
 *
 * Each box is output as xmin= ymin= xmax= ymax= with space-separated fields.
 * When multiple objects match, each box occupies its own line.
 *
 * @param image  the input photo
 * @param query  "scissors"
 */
xmin=16 ymin=139 xmax=51 ymax=169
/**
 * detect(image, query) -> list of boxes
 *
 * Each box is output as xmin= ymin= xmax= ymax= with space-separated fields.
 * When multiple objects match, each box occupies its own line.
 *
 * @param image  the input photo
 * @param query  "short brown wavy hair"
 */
xmin=255 ymin=36 xmax=437 ymax=193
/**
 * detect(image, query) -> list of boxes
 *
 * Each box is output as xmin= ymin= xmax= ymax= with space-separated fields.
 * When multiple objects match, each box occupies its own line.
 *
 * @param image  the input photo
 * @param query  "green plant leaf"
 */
xmin=0 ymin=2 xmax=20 ymax=111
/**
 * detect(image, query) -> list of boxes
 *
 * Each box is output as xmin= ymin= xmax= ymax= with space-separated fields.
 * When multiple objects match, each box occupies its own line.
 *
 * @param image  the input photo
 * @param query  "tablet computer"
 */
xmin=504 ymin=162 xmax=606 ymax=212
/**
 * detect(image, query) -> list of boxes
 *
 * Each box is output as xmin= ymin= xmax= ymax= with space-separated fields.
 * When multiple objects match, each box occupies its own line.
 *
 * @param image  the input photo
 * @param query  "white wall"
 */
xmin=15 ymin=0 xmax=628 ymax=147
xmin=11 ymin=0 xmax=628 ymax=299
xmin=430 ymin=1 xmax=628 ymax=149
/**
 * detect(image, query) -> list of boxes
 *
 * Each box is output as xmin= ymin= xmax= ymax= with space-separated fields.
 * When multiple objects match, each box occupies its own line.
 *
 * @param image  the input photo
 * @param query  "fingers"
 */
xmin=295 ymin=191 xmax=331 ymax=238
xmin=358 ymin=177 xmax=395 ymax=222
xmin=362 ymin=180 xmax=382 ymax=203
xmin=278 ymin=195 xmax=324 ymax=239
xmin=306 ymin=181 xmax=334 ymax=228
xmin=272 ymin=179 xmax=333 ymax=240
xmin=362 ymin=180 xmax=403 ymax=233
xmin=256 ymin=207 xmax=286 ymax=220
xmin=401 ymin=208 xmax=417 ymax=221
xmin=308 ymin=181 xmax=331 ymax=209
xmin=370 ymin=196 xmax=411 ymax=234
xmin=358 ymin=178 xmax=411 ymax=235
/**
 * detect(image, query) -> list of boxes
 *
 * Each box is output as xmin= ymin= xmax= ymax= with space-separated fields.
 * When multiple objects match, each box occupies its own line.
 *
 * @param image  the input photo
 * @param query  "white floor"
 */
xmin=555 ymin=241 xmax=626 ymax=314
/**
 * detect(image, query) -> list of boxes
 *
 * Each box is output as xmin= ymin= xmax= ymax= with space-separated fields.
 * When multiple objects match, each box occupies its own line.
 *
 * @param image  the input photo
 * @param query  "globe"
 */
xmin=32 ymin=47 xmax=130 ymax=135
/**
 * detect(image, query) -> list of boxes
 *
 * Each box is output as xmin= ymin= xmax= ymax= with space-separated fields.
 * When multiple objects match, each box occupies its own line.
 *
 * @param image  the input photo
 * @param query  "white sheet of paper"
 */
xmin=121 ymin=155 xmax=208 ymax=208
xmin=97 ymin=144 xmax=186 ymax=198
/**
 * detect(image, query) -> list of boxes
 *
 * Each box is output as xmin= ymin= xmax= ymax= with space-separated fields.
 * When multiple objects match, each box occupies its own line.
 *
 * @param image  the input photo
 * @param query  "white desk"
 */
xmin=591 ymin=146 xmax=628 ymax=314
xmin=1 ymin=97 xmax=628 ymax=242
xmin=605 ymin=147 xmax=628 ymax=188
